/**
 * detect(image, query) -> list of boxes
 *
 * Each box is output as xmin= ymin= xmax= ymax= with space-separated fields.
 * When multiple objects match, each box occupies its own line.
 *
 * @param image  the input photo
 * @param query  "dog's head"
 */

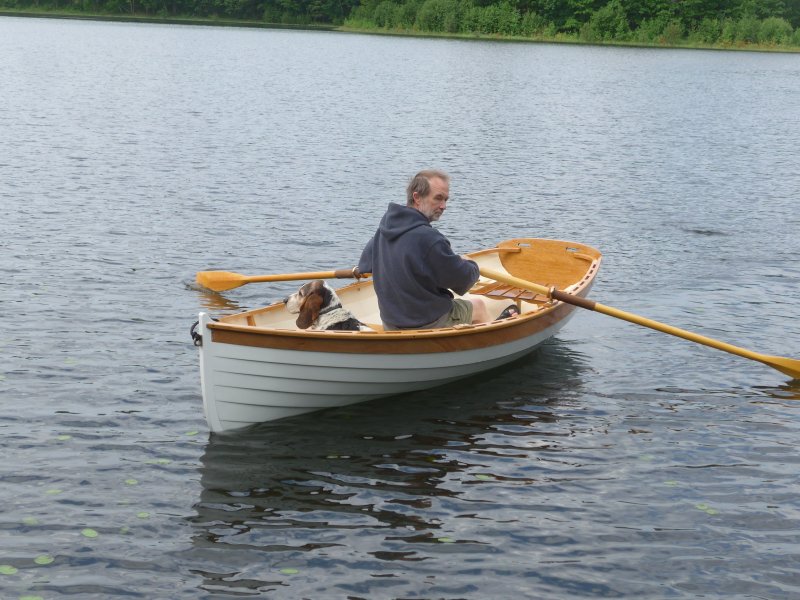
xmin=284 ymin=280 xmax=336 ymax=329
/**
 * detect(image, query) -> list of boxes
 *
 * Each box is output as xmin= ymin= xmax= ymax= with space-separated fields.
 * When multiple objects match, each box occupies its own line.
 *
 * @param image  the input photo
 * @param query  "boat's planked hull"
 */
xmin=200 ymin=311 xmax=579 ymax=432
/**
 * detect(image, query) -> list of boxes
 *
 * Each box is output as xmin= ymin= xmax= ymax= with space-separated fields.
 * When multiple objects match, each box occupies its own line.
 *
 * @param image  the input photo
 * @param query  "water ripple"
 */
xmin=1 ymin=16 xmax=799 ymax=599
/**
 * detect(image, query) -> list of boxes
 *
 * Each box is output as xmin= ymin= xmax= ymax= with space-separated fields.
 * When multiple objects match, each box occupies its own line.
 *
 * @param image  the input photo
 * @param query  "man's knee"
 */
xmin=469 ymin=297 xmax=489 ymax=323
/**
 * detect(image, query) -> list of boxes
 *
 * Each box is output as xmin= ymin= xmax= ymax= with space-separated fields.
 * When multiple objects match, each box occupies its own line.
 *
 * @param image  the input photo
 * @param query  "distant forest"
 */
xmin=3 ymin=0 xmax=800 ymax=47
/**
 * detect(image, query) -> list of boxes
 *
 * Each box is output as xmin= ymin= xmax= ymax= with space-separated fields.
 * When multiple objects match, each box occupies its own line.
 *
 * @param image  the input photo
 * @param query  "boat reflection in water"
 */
xmin=186 ymin=343 xmax=589 ymax=594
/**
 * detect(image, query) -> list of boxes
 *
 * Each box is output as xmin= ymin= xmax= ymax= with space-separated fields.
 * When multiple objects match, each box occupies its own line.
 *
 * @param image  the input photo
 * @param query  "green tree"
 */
xmin=624 ymin=0 xmax=676 ymax=29
xmin=758 ymin=15 xmax=793 ymax=42
xmin=372 ymin=0 xmax=397 ymax=25
xmin=736 ymin=13 xmax=761 ymax=40
xmin=417 ymin=0 xmax=443 ymax=29
xmin=518 ymin=10 xmax=550 ymax=34
xmin=475 ymin=1 xmax=519 ymax=33
xmin=580 ymin=0 xmax=629 ymax=40
xmin=524 ymin=0 xmax=578 ymax=29
xmin=673 ymin=0 xmax=737 ymax=29
xmin=740 ymin=0 xmax=786 ymax=19
xmin=786 ymin=0 xmax=800 ymax=25
xmin=688 ymin=17 xmax=722 ymax=43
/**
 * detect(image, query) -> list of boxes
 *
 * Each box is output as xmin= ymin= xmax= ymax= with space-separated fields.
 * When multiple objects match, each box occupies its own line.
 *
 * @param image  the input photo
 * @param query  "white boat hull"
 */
xmin=199 ymin=310 xmax=576 ymax=433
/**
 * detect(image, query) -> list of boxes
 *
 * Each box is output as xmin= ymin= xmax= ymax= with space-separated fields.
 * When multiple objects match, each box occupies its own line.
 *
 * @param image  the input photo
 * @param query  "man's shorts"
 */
xmin=421 ymin=298 xmax=474 ymax=329
xmin=383 ymin=299 xmax=474 ymax=330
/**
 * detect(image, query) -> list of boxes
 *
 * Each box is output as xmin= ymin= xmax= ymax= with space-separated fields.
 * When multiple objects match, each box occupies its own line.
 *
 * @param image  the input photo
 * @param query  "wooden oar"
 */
xmin=196 ymin=268 xmax=369 ymax=292
xmin=479 ymin=267 xmax=800 ymax=379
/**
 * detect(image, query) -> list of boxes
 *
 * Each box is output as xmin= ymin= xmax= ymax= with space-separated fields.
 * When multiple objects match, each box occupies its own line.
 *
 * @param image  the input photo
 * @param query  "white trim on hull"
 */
xmin=199 ymin=310 xmax=577 ymax=433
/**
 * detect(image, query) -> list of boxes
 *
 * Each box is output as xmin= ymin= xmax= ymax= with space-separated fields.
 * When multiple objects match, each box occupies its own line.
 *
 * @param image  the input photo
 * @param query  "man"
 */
xmin=358 ymin=170 xmax=491 ymax=330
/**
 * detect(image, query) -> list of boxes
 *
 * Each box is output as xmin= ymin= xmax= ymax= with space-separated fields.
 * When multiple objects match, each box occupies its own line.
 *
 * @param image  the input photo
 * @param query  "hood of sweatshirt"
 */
xmin=378 ymin=203 xmax=430 ymax=241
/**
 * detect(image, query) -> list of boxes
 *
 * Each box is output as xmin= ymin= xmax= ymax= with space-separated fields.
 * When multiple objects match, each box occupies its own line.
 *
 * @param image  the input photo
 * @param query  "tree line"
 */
xmin=1 ymin=0 xmax=358 ymax=23
xmin=347 ymin=0 xmax=800 ymax=46
xmin=3 ymin=0 xmax=800 ymax=47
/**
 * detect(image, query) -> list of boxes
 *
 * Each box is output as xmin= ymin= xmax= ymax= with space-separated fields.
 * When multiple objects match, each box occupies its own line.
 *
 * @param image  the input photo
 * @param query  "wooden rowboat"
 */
xmin=196 ymin=238 xmax=602 ymax=433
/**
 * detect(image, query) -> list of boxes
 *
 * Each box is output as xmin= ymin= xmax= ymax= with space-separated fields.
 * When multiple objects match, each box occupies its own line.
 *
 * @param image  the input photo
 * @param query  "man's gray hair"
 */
xmin=406 ymin=170 xmax=450 ymax=206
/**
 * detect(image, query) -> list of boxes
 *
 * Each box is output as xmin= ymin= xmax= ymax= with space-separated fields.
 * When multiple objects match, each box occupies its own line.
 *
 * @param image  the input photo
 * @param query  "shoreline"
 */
xmin=338 ymin=25 xmax=800 ymax=53
xmin=0 ymin=10 xmax=337 ymax=31
xmin=2 ymin=9 xmax=798 ymax=53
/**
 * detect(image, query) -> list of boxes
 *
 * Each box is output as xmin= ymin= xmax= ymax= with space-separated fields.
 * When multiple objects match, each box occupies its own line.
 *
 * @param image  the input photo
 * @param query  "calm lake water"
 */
xmin=2 ymin=15 xmax=800 ymax=599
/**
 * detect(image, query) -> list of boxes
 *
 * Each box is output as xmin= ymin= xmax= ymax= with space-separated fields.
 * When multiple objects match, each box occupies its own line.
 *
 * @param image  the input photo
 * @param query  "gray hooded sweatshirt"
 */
xmin=358 ymin=203 xmax=479 ymax=329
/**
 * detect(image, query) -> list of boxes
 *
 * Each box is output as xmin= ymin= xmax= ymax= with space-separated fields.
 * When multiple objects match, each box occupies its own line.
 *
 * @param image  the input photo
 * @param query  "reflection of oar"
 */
xmin=479 ymin=267 xmax=800 ymax=379
xmin=196 ymin=268 xmax=369 ymax=292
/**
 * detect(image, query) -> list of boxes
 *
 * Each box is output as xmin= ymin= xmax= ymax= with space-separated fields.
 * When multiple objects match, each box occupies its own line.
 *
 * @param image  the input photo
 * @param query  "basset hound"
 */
xmin=284 ymin=280 xmax=367 ymax=331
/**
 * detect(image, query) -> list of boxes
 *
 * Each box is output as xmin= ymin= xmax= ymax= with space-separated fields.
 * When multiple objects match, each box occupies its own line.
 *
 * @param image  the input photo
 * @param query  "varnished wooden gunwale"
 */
xmin=209 ymin=299 xmax=576 ymax=354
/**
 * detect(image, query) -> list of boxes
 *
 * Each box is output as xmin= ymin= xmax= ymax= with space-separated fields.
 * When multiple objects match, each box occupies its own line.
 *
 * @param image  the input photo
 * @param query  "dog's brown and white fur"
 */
xmin=284 ymin=280 xmax=367 ymax=331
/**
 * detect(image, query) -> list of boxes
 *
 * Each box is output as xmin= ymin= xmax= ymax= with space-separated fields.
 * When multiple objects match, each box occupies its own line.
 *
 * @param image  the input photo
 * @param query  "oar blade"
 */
xmin=763 ymin=355 xmax=800 ymax=380
xmin=196 ymin=271 xmax=248 ymax=292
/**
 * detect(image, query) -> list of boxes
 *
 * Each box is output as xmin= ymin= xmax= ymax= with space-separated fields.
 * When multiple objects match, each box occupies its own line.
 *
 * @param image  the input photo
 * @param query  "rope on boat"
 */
xmin=190 ymin=317 xmax=217 ymax=346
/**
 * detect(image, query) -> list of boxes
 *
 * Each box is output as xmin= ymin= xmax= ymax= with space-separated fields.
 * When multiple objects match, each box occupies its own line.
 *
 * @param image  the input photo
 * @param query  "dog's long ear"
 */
xmin=320 ymin=284 xmax=333 ymax=307
xmin=296 ymin=291 xmax=324 ymax=329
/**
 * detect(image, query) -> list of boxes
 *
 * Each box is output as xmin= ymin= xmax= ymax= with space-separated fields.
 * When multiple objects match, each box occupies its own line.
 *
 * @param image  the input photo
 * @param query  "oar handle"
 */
xmin=334 ymin=268 xmax=371 ymax=279
xmin=551 ymin=289 xmax=596 ymax=310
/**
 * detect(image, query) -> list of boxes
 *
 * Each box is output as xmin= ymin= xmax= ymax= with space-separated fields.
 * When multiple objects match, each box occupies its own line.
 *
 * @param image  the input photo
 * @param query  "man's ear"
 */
xmin=296 ymin=293 xmax=324 ymax=329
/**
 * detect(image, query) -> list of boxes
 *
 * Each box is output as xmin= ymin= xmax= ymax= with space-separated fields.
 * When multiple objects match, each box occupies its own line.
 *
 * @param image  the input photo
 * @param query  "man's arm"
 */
xmin=357 ymin=237 xmax=374 ymax=274
xmin=427 ymin=239 xmax=478 ymax=295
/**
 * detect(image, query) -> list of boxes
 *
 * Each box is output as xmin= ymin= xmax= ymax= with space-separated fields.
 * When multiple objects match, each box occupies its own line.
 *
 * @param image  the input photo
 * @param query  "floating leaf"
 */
xmin=185 ymin=431 xmax=199 ymax=437
xmin=145 ymin=458 xmax=171 ymax=465
xmin=64 ymin=357 xmax=78 ymax=365
xmin=663 ymin=480 xmax=679 ymax=487
xmin=0 ymin=375 xmax=6 ymax=381
xmin=34 ymin=555 xmax=54 ymax=565
xmin=81 ymin=528 xmax=98 ymax=538
xmin=136 ymin=512 xmax=150 ymax=519
xmin=0 ymin=565 xmax=18 ymax=575
xmin=22 ymin=517 xmax=39 ymax=526
xmin=56 ymin=435 xmax=72 ymax=441
xmin=279 ymin=568 xmax=299 ymax=575
xmin=124 ymin=479 xmax=138 ymax=486
xmin=436 ymin=537 xmax=455 ymax=543
xmin=120 ymin=526 xmax=130 ymax=535
xmin=695 ymin=503 xmax=718 ymax=515
xmin=45 ymin=489 xmax=62 ymax=495
xmin=474 ymin=474 xmax=493 ymax=481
